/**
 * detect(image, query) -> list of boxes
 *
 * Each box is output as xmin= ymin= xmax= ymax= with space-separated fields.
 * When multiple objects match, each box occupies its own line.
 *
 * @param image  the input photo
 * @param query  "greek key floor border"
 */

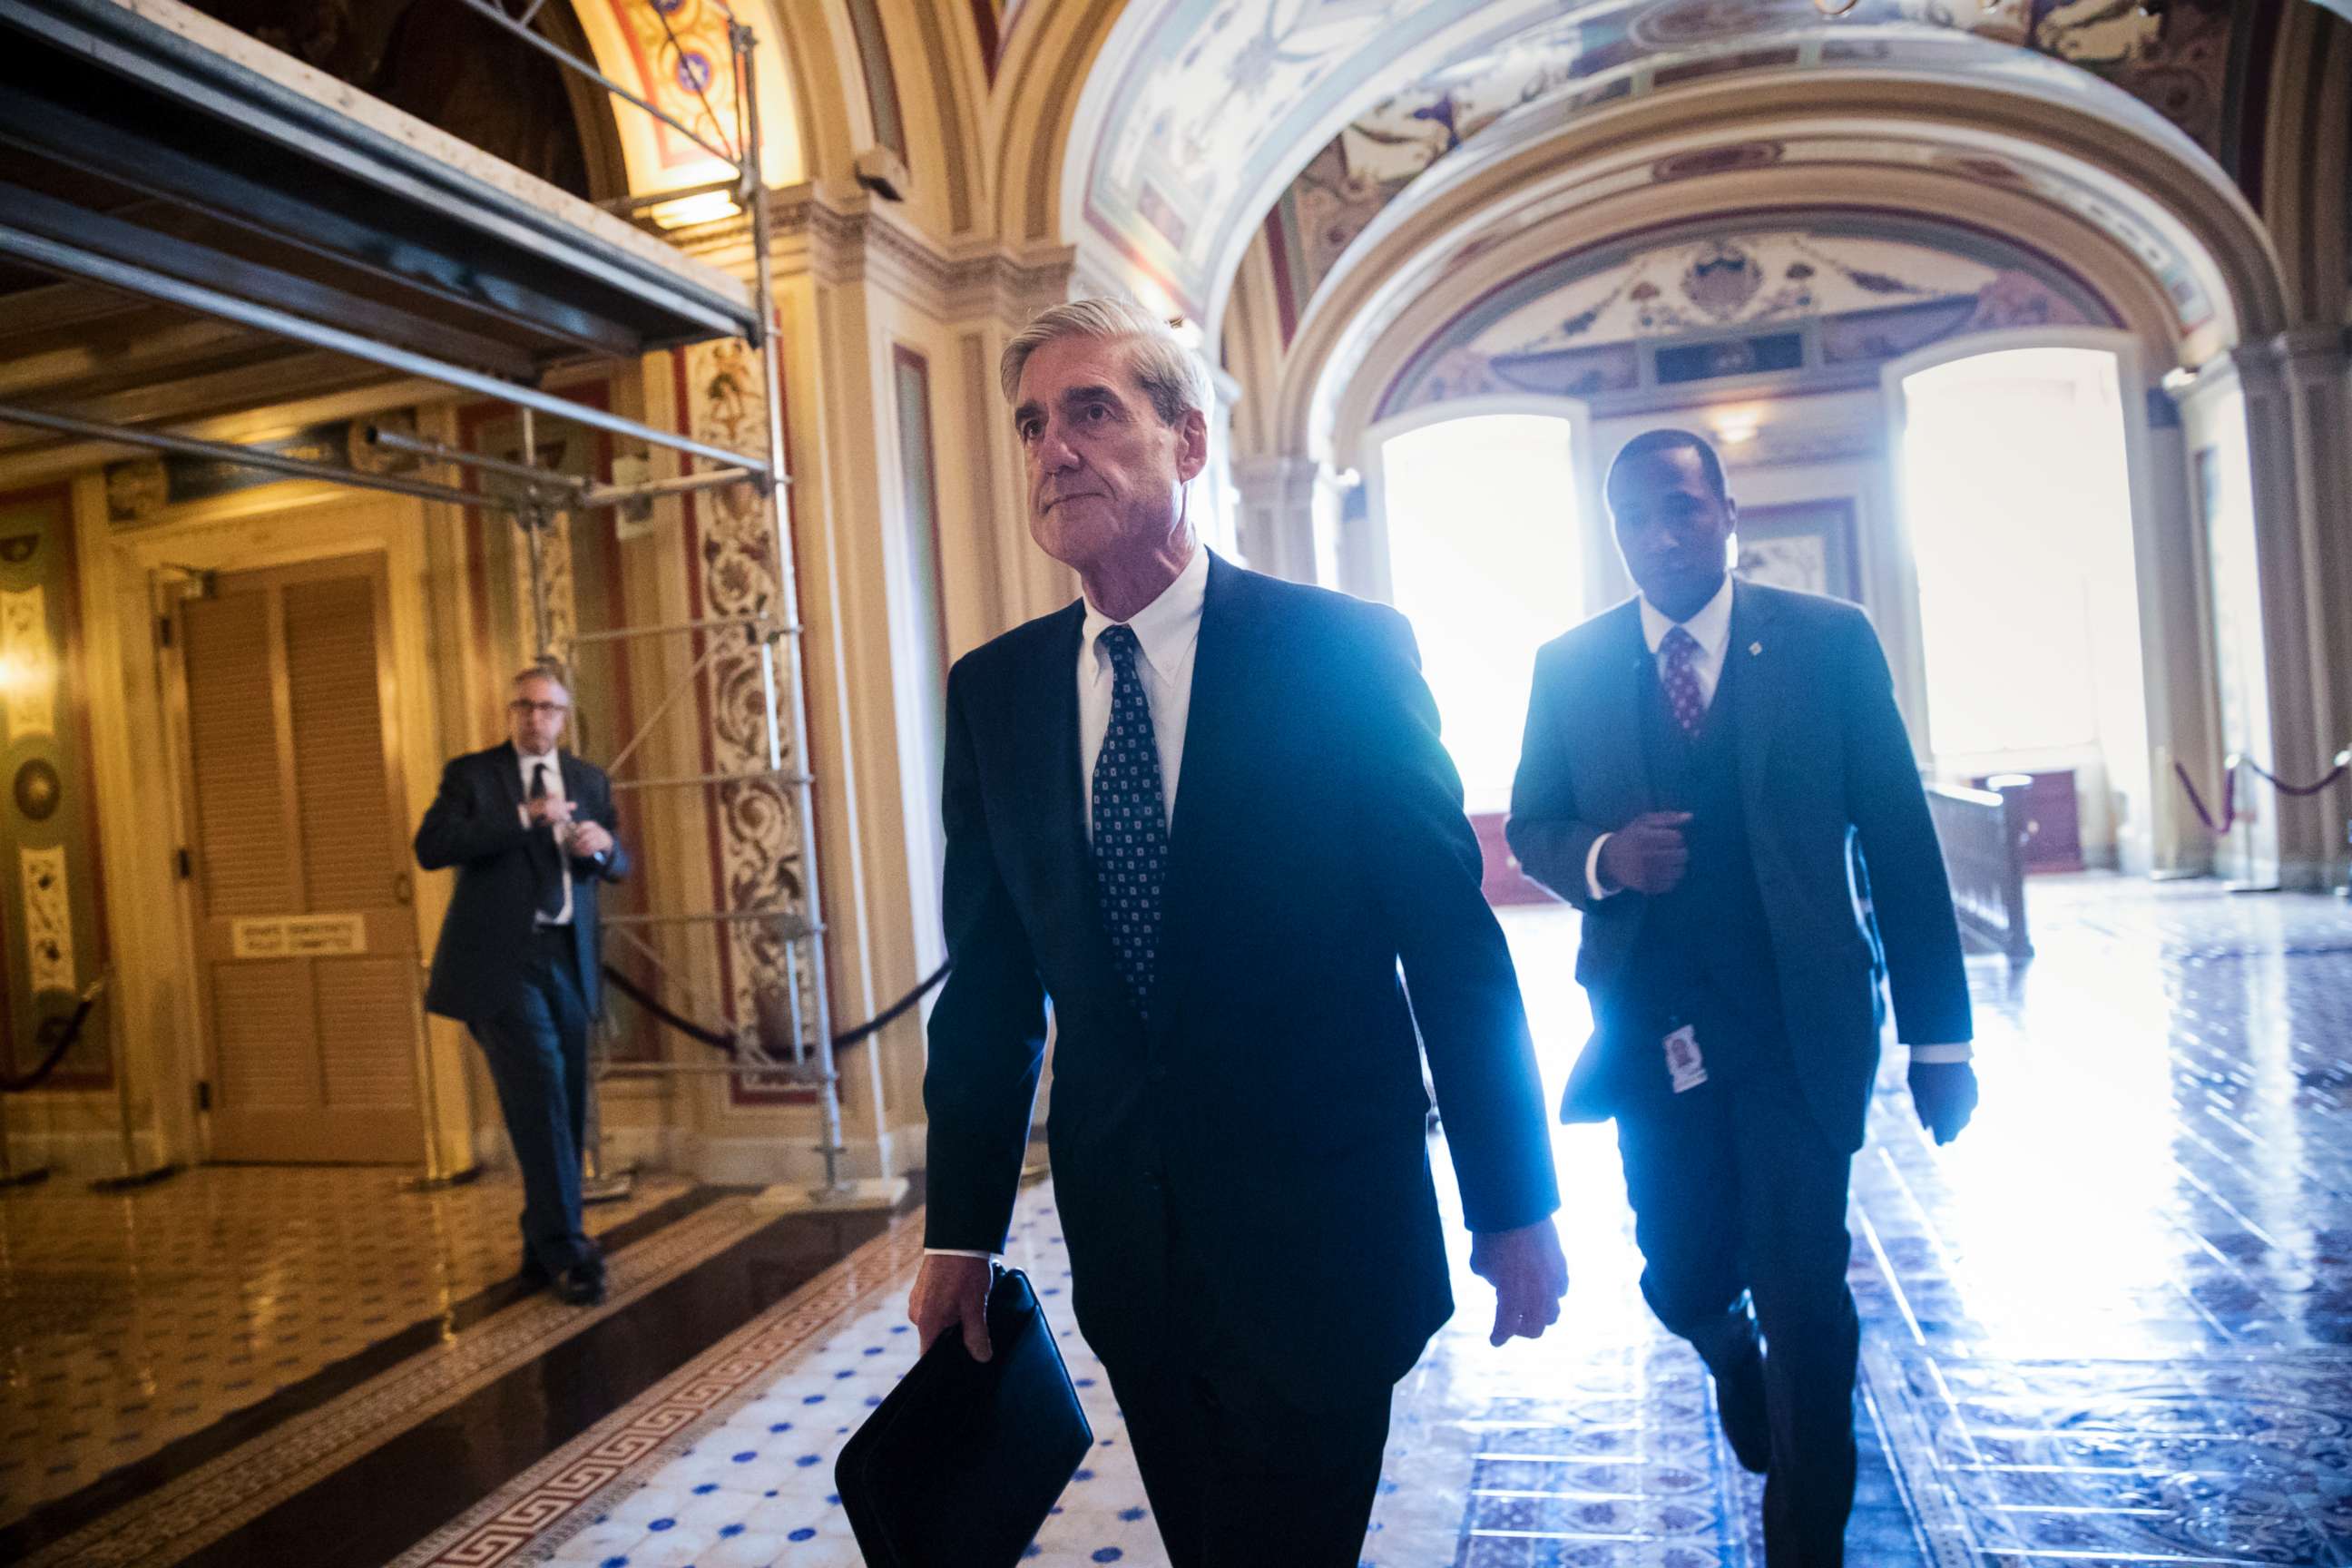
xmin=24 ymin=1197 xmax=779 ymax=1568
xmin=386 ymin=1213 xmax=926 ymax=1568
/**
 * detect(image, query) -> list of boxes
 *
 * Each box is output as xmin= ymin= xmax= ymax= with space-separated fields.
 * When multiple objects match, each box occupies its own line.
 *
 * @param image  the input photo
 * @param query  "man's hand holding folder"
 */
xmin=909 ymin=1251 xmax=995 ymax=1362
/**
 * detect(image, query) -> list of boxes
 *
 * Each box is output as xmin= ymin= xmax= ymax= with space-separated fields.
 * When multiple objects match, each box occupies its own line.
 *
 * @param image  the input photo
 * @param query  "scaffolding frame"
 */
xmin=0 ymin=0 xmax=863 ymax=1201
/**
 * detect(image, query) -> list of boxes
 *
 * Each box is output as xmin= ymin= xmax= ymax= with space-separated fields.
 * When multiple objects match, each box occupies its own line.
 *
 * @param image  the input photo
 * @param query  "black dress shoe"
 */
xmin=1715 ymin=1347 xmax=1772 ymax=1474
xmin=554 ymin=1262 xmax=608 ymax=1308
xmin=518 ymin=1252 xmax=553 ymax=1289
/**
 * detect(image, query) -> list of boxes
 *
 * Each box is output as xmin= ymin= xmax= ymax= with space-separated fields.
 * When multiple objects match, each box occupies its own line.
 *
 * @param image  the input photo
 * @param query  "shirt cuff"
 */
xmin=1908 ymin=1042 xmax=1974 ymax=1063
xmin=1585 ymin=833 xmax=1620 ymax=901
xmin=923 ymin=1247 xmax=996 ymax=1260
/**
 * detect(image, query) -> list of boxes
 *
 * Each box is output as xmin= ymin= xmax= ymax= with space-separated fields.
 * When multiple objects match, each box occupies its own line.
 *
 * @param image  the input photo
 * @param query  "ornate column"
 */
xmin=2171 ymin=328 xmax=2352 ymax=889
xmin=1231 ymin=455 xmax=1348 ymax=586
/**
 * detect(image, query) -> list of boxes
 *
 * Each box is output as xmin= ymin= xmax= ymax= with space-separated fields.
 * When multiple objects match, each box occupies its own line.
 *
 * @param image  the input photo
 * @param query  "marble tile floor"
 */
xmin=389 ymin=876 xmax=2352 ymax=1568
xmin=0 ymin=1164 xmax=694 ymax=1530
xmin=7 ymin=874 xmax=2348 ymax=1568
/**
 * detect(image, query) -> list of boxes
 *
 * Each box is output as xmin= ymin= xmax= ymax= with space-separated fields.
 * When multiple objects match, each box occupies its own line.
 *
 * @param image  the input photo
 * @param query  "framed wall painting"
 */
xmin=1733 ymin=498 xmax=1861 ymax=603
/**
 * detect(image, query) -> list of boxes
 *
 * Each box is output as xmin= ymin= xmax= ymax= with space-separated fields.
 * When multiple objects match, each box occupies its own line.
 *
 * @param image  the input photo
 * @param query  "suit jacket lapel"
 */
xmin=1022 ymin=601 xmax=1139 ymax=1020
xmin=1727 ymin=581 xmax=1785 ymax=816
xmin=492 ymin=741 xmax=524 ymax=814
xmin=1602 ymin=601 xmax=1656 ymax=817
xmin=1148 ymin=553 xmax=1245 ymax=1045
xmin=558 ymin=750 xmax=589 ymax=808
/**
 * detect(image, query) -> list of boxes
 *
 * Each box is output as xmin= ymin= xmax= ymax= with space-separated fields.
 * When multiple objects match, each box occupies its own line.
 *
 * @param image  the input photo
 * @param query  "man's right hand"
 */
xmin=1597 ymin=812 xmax=1693 ymax=895
xmin=908 ymin=1253 xmax=995 ymax=1362
xmin=525 ymin=797 xmax=577 ymax=828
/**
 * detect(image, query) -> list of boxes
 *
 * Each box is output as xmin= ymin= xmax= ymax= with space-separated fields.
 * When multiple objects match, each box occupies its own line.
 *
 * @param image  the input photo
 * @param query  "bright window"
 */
xmin=1901 ymin=349 xmax=2136 ymax=760
xmin=1378 ymin=415 xmax=1583 ymax=814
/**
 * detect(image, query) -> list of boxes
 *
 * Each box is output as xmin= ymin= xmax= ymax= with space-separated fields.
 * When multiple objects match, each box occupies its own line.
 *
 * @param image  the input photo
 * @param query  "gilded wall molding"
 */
xmin=674 ymin=184 xmax=1073 ymax=325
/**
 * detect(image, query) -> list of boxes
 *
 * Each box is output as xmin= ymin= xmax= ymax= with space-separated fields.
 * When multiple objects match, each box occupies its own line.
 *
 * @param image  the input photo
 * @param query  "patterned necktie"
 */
xmin=1660 ymin=626 xmax=1707 ymax=737
xmin=1091 ymin=625 xmax=1168 ymax=1019
xmin=528 ymin=761 xmax=564 ymax=917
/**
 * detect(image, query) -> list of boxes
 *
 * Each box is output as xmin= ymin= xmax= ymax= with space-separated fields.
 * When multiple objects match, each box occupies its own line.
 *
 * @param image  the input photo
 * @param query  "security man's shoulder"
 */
xmin=1744 ymin=580 xmax=1877 ymax=642
xmin=1536 ymin=596 xmax=1642 ymax=667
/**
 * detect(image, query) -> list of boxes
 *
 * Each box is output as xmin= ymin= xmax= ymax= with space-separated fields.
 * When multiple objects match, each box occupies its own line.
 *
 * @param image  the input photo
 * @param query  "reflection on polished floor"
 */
xmin=3 ymin=875 xmax=2348 ymax=1567
xmin=0 ymin=1165 xmax=697 ymax=1528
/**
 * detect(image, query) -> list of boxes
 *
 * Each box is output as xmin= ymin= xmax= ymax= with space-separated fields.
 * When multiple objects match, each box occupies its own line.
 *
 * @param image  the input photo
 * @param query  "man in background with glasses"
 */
xmin=417 ymin=665 xmax=629 ymax=1307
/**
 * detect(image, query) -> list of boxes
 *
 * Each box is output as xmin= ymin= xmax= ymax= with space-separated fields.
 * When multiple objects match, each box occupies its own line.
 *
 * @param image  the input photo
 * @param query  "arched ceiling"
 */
xmin=571 ymin=0 xmax=804 ymax=220
xmin=1065 ymin=0 xmax=2262 ymax=335
xmin=1264 ymin=63 xmax=2285 ymax=462
xmin=1371 ymin=215 xmax=2116 ymax=420
xmin=1263 ymin=0 xmax=2245 ymax=331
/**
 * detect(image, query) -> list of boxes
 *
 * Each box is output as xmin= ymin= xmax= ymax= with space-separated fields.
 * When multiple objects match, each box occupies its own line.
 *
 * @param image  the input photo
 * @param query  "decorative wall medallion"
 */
xmin=1628 ymin=0 xmax=1820 ymax=52
xmin=104 ymin=459 xmax=169 ymax=524
xmin=13 ymin=759 xmax=59 ymax=822
xmin=0 ymin=586 xmax=54 ymax=740
xmin=0 ymin=534 xmax=38 ymax=565
xmin=1652 ymin=141 xmax=1785 ymax=183
xmin=1683 ymin=241 xmax=1765 ymax=318
xmin=21 ymin=844 xmax=72 ymax=995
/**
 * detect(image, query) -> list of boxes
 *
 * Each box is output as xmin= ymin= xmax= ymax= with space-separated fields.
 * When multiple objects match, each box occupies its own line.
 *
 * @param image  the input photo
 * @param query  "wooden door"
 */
xmin=175 ymin=556 xmax=425 ymax=1162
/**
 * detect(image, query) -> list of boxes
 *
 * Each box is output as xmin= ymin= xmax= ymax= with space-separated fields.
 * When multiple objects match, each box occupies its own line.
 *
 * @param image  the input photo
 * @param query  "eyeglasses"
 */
xmin=509 ymin=699 xmax=570 ymax=717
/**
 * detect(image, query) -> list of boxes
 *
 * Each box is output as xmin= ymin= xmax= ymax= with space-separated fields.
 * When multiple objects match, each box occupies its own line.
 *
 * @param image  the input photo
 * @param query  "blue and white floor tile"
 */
xmin=423 ymin=877 xmax=2352 ymax=1566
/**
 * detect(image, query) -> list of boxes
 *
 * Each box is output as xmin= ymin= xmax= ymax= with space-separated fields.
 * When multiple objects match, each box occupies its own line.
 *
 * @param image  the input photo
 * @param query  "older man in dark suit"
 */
xmin=417 ymin=667 xmax=627 ymax=1307
xmin=909 ymin=298 xmax=1568 ymax=1566
xmin=1507 ymin=428 xmax=1977 ymax=1567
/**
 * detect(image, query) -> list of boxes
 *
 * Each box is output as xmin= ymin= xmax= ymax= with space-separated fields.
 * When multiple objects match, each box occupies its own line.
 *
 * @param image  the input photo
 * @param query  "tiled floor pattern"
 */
xmin=8 ymin=876 xmax=2348 ymax=1567
xmin=0 ymin=1164 xmax=691 ymax=1529
xmin=1851 ymin=877 xmax=2352 ymax=1565
xmin=15 ymin=1193 xmax=777 ymax=1568
xmin=383 ymin=877 xmax=2352 ymax=1567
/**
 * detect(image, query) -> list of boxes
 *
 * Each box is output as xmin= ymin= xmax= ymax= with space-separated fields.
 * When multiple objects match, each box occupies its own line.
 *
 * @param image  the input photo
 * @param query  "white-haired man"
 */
xmin=909 ymin=298 xmax=1569 ymax=1564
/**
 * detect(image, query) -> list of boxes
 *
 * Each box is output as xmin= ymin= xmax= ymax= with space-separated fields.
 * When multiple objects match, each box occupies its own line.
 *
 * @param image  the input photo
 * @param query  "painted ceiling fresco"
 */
xmin=1376 ymin=221 xmax=2112 ymax=416
xmin=1083 ymin=0 xmax=2240 ymax=327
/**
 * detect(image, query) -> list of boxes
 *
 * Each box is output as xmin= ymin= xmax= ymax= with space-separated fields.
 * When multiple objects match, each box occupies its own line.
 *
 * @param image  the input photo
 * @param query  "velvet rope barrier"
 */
xmin=2174 ymin=746 xmax=2351 ymax=834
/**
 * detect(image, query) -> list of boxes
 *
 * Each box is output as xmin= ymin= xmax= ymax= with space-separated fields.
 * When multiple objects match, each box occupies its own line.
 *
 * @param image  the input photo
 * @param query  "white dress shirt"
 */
xmin=1582 ymin=577 xmax=1969 ymax=1063
xmin=1077 ymin=544 xmax=1207 ymax=841
xmin=514 ymin=749 xmax=573 ymax=926
xmin=929 ymin=548 xmax=1210 ymax=1264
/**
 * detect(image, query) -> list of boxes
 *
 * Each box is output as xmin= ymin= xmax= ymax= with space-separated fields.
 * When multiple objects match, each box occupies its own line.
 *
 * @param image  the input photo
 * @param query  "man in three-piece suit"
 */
xmin=1508 ymin=430 xmax=1978 ymax=1566
xmin=417 ymin=667 xmax=628 ymax=1308
xmin=910 ymin=298 xmax=1568 ymax=1565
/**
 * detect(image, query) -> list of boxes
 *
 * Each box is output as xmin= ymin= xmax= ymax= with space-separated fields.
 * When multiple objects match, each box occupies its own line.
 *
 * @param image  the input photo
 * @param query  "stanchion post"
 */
xmin=583 ymin=1017 xmax=635 ymax=1204
xmin=90 ymin=979 xmax=177 ymax=1192
xmin=0 ymin=1092 xmax=51 ymax=1189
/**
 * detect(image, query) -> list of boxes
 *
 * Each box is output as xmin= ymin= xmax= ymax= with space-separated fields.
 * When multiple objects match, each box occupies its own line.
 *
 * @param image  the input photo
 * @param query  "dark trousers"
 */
xmin=468 ymin=927 xmax=595 ymax=1276
xmin=1617 ymin=1061 xmax=1859 ymax=1567
xmin=1099 ymin=1223 xmax=1395 ymax=1567
xmin=1102 ymin=1353 xmax=1391 ymax=1568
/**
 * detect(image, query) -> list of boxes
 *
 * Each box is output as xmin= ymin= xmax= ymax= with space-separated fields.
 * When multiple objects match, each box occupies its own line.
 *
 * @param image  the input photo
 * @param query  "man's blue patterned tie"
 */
xmin=1092 ymin=625 xmax=1168 ymax=1020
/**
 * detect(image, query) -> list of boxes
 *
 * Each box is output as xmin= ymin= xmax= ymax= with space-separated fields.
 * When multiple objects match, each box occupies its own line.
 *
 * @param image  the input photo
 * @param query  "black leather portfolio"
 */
xmin=836 ymin=1266 xmax=1094 ymax=1567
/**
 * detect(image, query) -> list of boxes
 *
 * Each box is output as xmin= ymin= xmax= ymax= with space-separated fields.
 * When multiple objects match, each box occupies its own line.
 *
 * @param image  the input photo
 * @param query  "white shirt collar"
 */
xmin=1082 ymin=544 xmax=1210 ymax=682
xmin=1638 ymin=574 xmax=1734 ymax=659
xmin=516 ymin=746 xmax=559 ymax=771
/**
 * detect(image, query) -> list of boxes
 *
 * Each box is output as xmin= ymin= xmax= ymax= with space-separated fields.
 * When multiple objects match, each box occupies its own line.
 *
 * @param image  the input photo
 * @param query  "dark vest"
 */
xmin=1622 ymin=646 xmax=1788 ymax=1083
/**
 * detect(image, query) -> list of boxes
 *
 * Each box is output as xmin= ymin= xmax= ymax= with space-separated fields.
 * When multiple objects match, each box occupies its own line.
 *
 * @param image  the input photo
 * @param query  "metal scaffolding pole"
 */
xmin=0 ymin=0 xmax=887 ymax=1216
xmin=739 ymin=19 xmax=849 ymax=1202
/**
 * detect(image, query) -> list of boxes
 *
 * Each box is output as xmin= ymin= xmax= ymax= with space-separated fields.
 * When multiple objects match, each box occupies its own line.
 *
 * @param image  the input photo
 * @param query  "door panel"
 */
xmin=182 ymin=592 xmax=294 ymax=917
xmin=178 ymin=555 xmax=424 ymax=1163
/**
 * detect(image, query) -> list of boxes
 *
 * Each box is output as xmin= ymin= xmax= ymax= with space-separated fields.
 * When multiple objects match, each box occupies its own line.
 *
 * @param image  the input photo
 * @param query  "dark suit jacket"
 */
xmin=1505 ymin=580 xmax=1969 ymax=1153
xmin=416 ymin=742 xmax=629 ymax=1023
xmin=924 ymin=553 xmax=1558 ymax=1409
